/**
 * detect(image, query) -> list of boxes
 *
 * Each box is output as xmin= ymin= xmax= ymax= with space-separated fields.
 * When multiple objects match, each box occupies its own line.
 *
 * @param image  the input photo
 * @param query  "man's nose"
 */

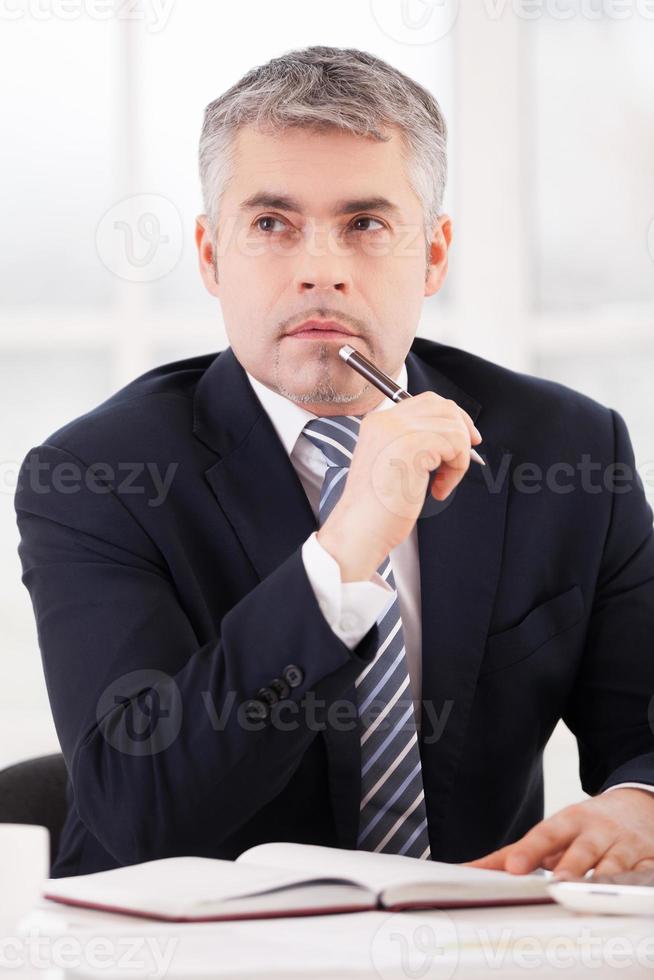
xmin=293 ymin=229 xmax=351 ymax=293
xmin=299 ymin=277 xmax=347 ymax=292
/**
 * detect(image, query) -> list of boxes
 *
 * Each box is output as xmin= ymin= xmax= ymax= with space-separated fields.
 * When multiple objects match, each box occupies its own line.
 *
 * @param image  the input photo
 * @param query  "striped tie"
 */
xmin=302 ymin=414 xmax=431 ymax=860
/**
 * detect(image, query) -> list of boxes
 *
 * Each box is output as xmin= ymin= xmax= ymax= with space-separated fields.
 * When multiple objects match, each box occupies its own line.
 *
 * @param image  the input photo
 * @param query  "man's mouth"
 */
xmin=288 ymin=330 xmax=354 ymax=340
xmin=285 ymin=319 xmax=358 ymax=340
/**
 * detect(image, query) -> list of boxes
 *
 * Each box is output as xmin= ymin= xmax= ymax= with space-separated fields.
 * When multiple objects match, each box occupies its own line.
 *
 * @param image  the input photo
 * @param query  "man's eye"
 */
xmin=350 ymin=216 xmax=386 ymax=232
xmin=255 ymin=215 xmax=287 ymax=233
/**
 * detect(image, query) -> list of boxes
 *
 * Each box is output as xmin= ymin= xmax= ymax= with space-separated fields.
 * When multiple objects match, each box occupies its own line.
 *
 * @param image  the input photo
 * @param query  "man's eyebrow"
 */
xmin=238 ymin=192 xmax=403 ymax=217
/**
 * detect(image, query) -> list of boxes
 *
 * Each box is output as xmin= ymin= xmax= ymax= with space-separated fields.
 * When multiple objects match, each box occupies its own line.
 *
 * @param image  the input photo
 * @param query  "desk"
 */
xmin=8 ymin=897 xmax=654 ymax=978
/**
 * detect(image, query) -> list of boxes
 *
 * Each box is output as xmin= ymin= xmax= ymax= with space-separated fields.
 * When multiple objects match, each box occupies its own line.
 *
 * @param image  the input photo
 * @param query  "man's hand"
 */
xmin=464 ymin=788 xmax=654 ymax=879
xmin=317 ymin=391 xmax=482 ymax=582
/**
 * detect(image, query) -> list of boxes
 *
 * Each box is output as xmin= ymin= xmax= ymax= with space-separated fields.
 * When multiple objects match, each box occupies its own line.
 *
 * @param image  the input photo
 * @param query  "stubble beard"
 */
xmin=272 ymin=341 xmax=371 ymax=405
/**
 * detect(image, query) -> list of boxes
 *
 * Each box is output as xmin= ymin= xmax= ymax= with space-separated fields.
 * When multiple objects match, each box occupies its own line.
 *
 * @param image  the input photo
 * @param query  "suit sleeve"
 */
xmin=14 ymin=443 xmax=381 ymax=866
xmin=562 ymin=408 xmax=654 ymax=794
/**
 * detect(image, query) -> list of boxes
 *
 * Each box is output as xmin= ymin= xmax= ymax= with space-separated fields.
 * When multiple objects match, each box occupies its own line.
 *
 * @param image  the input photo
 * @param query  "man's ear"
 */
xmin=195 ymin=214 xmax=220 ymax=295
xmin=425 ymin=214 xmax=452 ymax=296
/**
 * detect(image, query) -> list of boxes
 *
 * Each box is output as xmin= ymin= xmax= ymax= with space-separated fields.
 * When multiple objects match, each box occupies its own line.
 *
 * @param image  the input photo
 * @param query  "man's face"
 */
xmin=196 ymin=123 xmax=451 ymax=416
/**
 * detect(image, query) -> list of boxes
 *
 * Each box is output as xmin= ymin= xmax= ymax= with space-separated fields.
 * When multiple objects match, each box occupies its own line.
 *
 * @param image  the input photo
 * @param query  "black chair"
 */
xmin=0 ymin=753 xmax=69 ymax=867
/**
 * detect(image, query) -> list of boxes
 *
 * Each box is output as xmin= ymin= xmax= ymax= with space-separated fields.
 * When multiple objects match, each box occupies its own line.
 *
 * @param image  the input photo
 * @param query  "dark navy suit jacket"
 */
xmin=14 ymin=338 xmax=654 ymax=877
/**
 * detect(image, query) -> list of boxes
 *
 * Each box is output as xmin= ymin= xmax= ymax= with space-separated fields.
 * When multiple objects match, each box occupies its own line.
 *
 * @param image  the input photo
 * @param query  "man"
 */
xmin=15 ymin=46 xmax=654 ymax=878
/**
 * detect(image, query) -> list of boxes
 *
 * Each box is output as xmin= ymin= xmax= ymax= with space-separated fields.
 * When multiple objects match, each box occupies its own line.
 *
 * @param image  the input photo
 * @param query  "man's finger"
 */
xmin=548 ymin=831 xmax=612 ymax=880
xmin=540 ymin=849 xmax=566 ymax=871
xmin=464 ymin=845 xmax=513 ymax=871
xmin=468 ymin=847 xmax=568 ymax=873
xmin=501 ymin=816 xmax=580 ymax=874
xmin=592 ymin=840 xmax=642 ymax=877
xmin=465 ymin=821 xmax=574 ymax=873
xmin=465 ymin=810 xmax=589 ymax=874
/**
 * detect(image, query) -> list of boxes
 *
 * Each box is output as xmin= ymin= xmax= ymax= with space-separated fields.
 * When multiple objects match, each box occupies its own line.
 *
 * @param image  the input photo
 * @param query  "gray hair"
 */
xmin=198 ymin=45 xmax=448 ymax=251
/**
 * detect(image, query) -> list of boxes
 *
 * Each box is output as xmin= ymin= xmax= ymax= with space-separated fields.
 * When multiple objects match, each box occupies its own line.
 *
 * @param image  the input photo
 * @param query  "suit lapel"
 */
xmin=193 ymin=344 xmax=510 ymax=855
xmin=193 ymin=346 xmax=318 ymax=580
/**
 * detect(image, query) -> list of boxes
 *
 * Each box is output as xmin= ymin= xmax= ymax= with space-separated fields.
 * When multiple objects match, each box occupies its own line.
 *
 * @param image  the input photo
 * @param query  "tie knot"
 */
xmin=302 ymin=414 xmax=363 ymax=469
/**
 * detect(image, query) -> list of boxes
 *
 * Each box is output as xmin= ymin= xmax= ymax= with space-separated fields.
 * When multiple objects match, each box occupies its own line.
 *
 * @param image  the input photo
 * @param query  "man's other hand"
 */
xmin=464 ymin=788 xmax=654 ymax=879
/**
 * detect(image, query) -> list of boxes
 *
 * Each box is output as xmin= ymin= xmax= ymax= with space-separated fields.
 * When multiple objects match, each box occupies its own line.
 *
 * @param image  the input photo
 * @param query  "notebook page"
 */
xmin=237 ymin=843 xmax=540 ymax=895
xmin=45 ymin=855 xmax=365 ymax=916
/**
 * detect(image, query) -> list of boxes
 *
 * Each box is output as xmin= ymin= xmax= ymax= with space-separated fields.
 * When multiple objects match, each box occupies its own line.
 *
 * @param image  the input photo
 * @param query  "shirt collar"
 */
xmin=245 ymin=359 xmax=408 ymax=458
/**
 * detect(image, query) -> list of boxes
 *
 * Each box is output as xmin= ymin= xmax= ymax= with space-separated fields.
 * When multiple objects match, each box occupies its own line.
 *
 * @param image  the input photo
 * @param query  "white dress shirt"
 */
xmin=243 ymin=362 xmax=653 ymax=796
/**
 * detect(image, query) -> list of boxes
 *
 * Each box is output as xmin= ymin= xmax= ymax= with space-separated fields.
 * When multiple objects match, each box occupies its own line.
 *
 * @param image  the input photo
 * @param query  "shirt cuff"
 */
xmin=602 ymin=782 xmax=654 ymax=795
xmin=301 ymin=531 xmax=394 ymax=650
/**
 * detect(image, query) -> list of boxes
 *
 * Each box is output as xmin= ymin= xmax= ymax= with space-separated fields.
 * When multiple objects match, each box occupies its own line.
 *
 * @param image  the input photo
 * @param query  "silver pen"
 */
xmin=338 ymin=344 xmax=486 ymax=467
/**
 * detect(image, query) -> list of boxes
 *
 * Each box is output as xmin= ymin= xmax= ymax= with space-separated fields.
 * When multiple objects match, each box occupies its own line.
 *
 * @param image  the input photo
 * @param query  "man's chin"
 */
xmin=270 ymin=346 xmax=371 ymax=405
xmin=275 ymin=373 xmax=362 ymax=406
xmin=283 ymin=387 xmax=352 ymax=406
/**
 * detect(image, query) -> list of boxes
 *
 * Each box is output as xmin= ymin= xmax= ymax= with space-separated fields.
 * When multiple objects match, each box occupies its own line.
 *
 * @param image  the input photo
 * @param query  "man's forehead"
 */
xmin=226 ymin=124 xmax=412 ymax=215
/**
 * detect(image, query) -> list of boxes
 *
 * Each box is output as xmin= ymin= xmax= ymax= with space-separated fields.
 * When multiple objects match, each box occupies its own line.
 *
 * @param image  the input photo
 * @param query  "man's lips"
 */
xmin=285 ymin=319 xmax=358 ymax=339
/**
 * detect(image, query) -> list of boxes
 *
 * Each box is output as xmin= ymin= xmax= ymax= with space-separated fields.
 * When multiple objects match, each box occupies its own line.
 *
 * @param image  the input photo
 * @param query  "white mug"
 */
xmin=0 ymin=823 xmax=50 ymax=930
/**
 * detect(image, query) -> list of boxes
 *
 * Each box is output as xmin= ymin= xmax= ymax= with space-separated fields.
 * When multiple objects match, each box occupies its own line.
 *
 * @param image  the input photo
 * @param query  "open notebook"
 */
xmin=43 ymin=842 xmax=552 ymax=922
